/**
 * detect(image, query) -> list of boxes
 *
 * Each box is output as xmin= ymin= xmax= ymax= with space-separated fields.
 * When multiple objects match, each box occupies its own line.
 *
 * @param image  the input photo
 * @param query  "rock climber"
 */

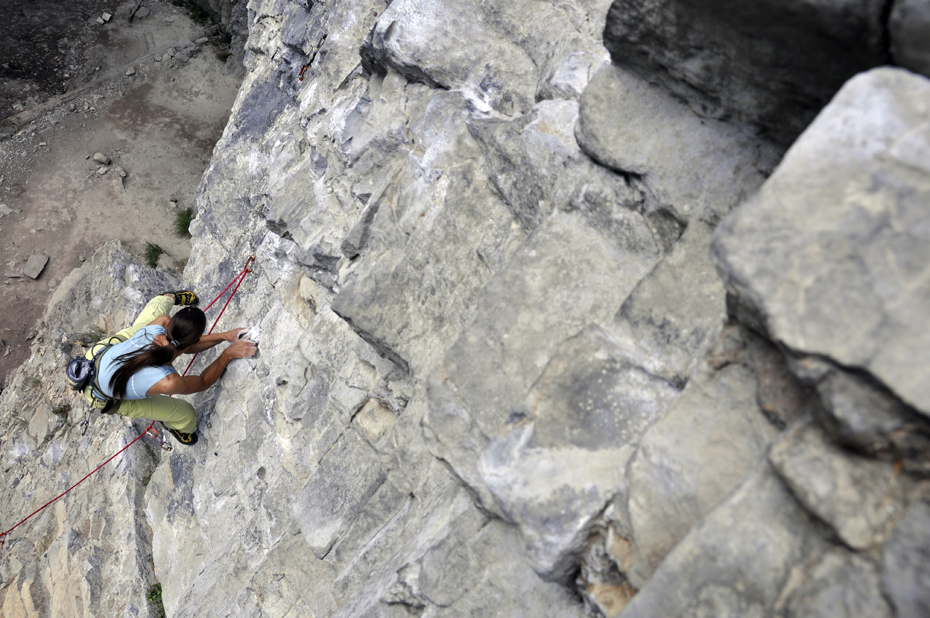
xmin=82 ymin=291 xmax=257 ymax=445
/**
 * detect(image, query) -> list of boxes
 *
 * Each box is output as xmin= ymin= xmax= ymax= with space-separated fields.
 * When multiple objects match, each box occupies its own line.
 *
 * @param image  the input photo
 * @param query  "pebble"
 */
xmin=195 ymin=37 xmax=209 ymax=45
xmin=114 ymin=167 xmax=127 ymax=178
xmin=102 ymin=12 xmax=112 ymax=22
xmin=97 ymin=166 xmax=110 ymax=175
xmin=136 ymin=7 xmax=150 ymax=19
xmin=96 ymin=17 xmax=105 ymax=25
xmin=126 ymin=67 xmax=136 ymax=76
xmin=93 ymin=152 xmax=111 ymax=164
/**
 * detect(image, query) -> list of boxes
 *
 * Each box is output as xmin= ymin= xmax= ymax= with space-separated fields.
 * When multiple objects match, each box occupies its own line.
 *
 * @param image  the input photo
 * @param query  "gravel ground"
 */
xmin=0 ymin=0 xmax=241 ymax=386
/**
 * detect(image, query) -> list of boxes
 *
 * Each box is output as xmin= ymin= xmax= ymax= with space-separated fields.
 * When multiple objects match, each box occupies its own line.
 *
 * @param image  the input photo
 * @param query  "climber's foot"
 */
xmin=163 ymin=425 xmax=198 ymax=446
xmin=162 ymin=290 xmax=199 ymax=306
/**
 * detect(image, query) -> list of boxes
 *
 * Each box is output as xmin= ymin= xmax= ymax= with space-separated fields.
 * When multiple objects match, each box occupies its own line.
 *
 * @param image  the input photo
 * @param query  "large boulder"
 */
xmin=713 ymin=68 xmax=930 ymax=421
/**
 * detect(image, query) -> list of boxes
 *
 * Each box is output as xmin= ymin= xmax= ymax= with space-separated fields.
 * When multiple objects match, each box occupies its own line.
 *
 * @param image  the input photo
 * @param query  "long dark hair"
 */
xmin=109 ymin=307 xmax=206 ymax=399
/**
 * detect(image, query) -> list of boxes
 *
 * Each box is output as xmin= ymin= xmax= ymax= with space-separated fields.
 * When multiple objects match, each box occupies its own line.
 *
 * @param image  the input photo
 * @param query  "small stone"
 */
xmin=96 ymin=17 xmax=105 ymax=25
xmin=97 ymin=166 xmax=110 ymax=175
xmin=102 ymin=12 xmax=111 ymax=22
xmin=115 ymin=166 xmax=127 ymax=178
xmin=154 ymin=55 xmax=161 ymax=63
xmin=136 ymin=7 xmax=150 ymax=19
xmin=68 ymin=102 xmax=76 ymax=111
xmin=0 ymin=204 xmax=12 ymax=218
xmin=126 ymin=67 xmax=136 ymax=76
xmin=23 ymin=254 xmax=48 ymax=279
xmin=79 ymin=255 xmax=85 ymax=262
xmin=166 ymin=48 xmax=176 ymax=58
xmin=195 ymin=37 xmax=209 ymax=45
xmin=93 ymin=152 xmax=110 ymax=164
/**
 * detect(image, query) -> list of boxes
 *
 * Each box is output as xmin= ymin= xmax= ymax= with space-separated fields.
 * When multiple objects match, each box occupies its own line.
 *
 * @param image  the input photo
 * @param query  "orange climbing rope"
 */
xmin=0 ymin=255 xmax=256 ymax=550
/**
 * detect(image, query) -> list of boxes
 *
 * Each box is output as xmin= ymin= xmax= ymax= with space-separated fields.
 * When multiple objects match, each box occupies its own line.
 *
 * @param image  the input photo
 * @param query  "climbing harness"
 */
xmin=0 ymin=255 xmax=256 ymax=551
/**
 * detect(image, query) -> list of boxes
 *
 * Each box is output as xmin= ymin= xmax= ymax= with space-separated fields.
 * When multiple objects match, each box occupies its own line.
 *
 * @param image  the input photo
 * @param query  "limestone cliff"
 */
xmin=3 ymin=1 xmax=930 ymax=617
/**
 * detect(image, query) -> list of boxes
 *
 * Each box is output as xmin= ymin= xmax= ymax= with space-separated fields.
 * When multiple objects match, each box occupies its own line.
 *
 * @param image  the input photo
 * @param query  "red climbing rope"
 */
xmin=183 ymin=255 xmax=254 ymax=376
xmin=0 ymin=255 xmax=256 ymax=550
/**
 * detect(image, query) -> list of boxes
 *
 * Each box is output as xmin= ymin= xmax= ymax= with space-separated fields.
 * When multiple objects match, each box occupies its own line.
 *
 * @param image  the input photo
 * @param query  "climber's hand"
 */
xmin=223 ymin=339 xmax=257 ymax=359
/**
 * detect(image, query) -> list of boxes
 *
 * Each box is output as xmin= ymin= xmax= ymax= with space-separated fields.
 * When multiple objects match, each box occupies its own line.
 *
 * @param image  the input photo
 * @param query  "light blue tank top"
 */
xmin=97 ymin=325 xmax=177 ymax=400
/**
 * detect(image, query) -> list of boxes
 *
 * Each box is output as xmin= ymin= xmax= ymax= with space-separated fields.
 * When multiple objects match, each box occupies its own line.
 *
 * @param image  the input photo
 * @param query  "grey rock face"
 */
xmin=625 ymin=359 xmax=779 ymax=587
xmin=882 ymin=499 xmax=930 ymax=618
xmin=784 ymin=550 xmax=892 ymax=618
xmin=6 ymin=0 xmax=930 ymax=616
xmin=603 ymin=0 xmax=888 ymax=144
xmin=22 ymin=254 xmax=48 ymax=279
xmin=293 ymin=429 xmax=388 ymax=559
xmin=713 ymin=68 xmax=930 ymax=419
xmin=576 ymin=65 xmax=780 ymax=224
xmin=812 ymin=366 xmax=930 ymax=472
xmin=608 ymin=222 xmax=726 ymax=383
xmin=890 ymin=0 xmax=930 ymax=77
xmin=0 ymin=242 xmax=179 ymax=618
xmin=769 ymin=421 xmax=903 ymax=550
xmin=619 ymin=467 xmax=823 ymax=618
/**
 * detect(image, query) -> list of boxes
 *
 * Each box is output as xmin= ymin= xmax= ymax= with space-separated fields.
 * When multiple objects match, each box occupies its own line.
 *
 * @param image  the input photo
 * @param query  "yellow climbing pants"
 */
xmin=83 ymin=295 xmax=197 ymax=433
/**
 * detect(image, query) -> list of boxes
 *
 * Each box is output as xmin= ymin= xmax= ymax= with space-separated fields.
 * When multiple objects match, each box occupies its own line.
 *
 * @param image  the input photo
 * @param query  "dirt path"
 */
xmin=0 ymin=0 xmax=241 ymax=386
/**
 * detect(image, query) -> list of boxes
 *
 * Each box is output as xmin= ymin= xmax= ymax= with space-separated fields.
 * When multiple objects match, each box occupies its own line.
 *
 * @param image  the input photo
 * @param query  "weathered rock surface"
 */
xmin=882 ymin=498 xmax=930 ymax=618
xmin=603 ymin=0 xmax=888 ymax=144
xmin=890 ymin=0 xmax=930 ymax=78
xmin=0 ymin=243 xmax=178 ymax=618
xmin=3 ymin=1 xmax=930 ymax=618
xmin=624 ymin=357 xmax=780 ymax=587
xmin=769 ymin=421 xmax=904 ymax=550
xmin=713 ymin=68 xmax=930 ymax=419
xmin=22 ymin=254 xmax=48 ymax=280
xmin=784 ymin=549 xmax=892 ymax=618
xmin=619 ymin=466 xmax=825 ymax=618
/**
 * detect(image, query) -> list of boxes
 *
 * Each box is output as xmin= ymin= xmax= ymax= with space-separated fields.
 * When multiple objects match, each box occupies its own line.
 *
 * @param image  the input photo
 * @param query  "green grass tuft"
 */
xmin=77 ymin=328 xmax=106 ymax=346
xmin=188 ymin=3 xmax=211 ymax=25
xmin=144 ymin=242 xmax=165 ymax=268
xmin=174 ymin=207 xmax=194 ymax=236
xmin=148 ymin=583 xmax=166 ymax=618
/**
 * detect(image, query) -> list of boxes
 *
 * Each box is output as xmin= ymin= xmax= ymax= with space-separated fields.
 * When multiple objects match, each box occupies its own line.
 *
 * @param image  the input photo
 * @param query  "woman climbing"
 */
xmin=81 ymin=291 xmax=257 ymax=445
